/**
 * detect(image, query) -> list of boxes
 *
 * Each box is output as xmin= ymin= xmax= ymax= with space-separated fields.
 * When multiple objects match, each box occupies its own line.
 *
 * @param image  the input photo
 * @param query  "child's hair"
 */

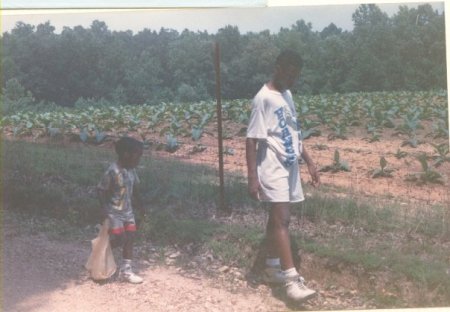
xmin=276 ymin=50 xmax=303 ymax=70
xmin=114 ymin=137 xmax=144 ymax=157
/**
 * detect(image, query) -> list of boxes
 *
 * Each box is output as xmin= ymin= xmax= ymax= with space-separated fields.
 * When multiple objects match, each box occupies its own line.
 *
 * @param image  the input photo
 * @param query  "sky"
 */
xmin=1 ymin=0 xmax=267 ymax=9
xmin=1 ymin=1 xmax=446 ymax=34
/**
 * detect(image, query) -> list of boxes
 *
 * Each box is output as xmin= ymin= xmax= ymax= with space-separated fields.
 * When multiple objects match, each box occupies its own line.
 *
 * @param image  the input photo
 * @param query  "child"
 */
xmin=97 ymin=136 xmax=145 ymax=284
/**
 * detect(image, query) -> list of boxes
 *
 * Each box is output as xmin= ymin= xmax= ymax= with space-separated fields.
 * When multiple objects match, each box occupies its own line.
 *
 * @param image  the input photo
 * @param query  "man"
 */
xmin=246 ymin=50 xmax=320 ymax=302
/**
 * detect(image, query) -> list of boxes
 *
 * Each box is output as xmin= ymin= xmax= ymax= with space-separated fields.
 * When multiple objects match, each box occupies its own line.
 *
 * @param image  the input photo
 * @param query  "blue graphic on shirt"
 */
xmin=274 ymin=107 xmax=296 ymax=166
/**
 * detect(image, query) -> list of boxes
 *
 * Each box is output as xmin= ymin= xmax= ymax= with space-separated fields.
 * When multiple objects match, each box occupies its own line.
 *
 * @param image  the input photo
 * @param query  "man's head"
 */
xmin=273 ymin=50 xmax=303 ymax=92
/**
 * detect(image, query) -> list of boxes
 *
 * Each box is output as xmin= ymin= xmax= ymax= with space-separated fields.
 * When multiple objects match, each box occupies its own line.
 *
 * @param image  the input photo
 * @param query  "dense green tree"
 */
xmin=1 ymin=4 xmax=445 ymax=108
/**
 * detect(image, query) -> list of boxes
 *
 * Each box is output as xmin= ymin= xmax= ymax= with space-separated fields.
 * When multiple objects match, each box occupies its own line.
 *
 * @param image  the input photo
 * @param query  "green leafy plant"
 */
xmin=79 ymin=127 xmax=107 ymax=144
xmin=429 ymin=120 xmax=449 ymax=139
xmin=370 ymin=156 xmax=394 ymax=178
xmin=79 ymin=128 xmax=89 ymax=143
xmin=312 ymin=144 xmax=328 ymax=151
xmin=190 ymin=144 xmax=207 ymax=154
xmin=364 ymin=124 xmax=382 ymax=142
xmin=165 ymin=134 xmax=179 ymax=153
xmin=191 ymin=127 xmax=203 ymax=141
xmin=299 ymin=118 xmax=321 ymax=140
xmin=405 ymin=153 xmax=445 ymax=185
xmin=328 ymin=123 xmax=348 ymax=140
xmin=319 ymin=149 xmax=351 ymax=173
xmin=401 ymin=134 xmax=421 ymax=148
xmin=431 ymin=143 xmax=450 ymax=167
xmin=395 ymin=113 xmax=423 ymax=136
xmin=394 ymin=149 xmax=408 ymax=159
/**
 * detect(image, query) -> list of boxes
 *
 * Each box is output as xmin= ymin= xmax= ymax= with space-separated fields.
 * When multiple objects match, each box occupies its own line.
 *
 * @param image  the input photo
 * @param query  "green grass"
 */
xmin=3 ymin=140 xmax=252 ymax=223
xmin=3 ymin=139 xmax=450 ymax=306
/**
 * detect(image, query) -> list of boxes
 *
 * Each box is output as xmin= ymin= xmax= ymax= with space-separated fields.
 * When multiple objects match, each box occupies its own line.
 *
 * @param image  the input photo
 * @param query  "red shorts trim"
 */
xmin=110 ymin=227 xmax=125 ymax=235
xmin=109 ymin=223 xmax=136 ymax=235
xmin=124 ymin=223 xmax=137 ymax=232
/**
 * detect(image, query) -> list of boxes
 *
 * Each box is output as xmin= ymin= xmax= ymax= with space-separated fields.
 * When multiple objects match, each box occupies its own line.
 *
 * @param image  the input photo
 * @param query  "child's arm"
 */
xmin=97 ymin=171 xmax=112 ymax=221
xmin=97 ymin=188 xmax=110 ymax=220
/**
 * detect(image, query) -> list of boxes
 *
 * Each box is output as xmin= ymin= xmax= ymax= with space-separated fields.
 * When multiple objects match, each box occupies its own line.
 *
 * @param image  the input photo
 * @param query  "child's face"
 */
xmin=121 ymin=148 xmax=143 ymax=169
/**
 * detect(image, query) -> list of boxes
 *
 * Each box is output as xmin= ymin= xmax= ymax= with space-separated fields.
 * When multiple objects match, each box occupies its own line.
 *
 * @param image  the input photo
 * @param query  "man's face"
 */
xmin=275 ymin=64 xmax=301 ymax=91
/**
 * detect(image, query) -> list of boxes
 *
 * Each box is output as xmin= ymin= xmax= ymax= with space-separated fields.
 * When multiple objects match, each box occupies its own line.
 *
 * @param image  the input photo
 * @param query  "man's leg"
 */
xmin=266 ymin=202 xmax=294 ymax=270
xmin=266 ymin=202 xmax=316 ymax=301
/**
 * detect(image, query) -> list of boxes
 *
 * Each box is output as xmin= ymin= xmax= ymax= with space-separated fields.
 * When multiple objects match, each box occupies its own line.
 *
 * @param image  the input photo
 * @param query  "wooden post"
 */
xmin=214 ymin=42 xmax=229 ymax=214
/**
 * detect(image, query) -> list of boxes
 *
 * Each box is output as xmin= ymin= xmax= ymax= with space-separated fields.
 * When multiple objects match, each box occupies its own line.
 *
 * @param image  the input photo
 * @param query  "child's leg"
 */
xmin=110 ymin=233 xmax=125 ymax=248
xmin=108 ymin=215 xmax=125 ymax=248
xmin=119 ymin=223 xmax=142 ymax=284
xmin=122 ymin=221 xmax=136 ymax=259
xmin=122 ymin=230 xmax=135 ymax=259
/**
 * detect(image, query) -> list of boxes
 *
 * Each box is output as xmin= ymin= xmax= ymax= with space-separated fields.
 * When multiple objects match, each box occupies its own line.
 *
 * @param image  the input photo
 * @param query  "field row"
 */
xmin=1 ymin=91 xmax=448 ymax=146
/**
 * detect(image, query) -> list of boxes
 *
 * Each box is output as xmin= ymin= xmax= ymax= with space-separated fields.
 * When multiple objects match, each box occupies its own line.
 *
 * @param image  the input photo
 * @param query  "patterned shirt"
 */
xmin=97 ymin=162 xmax=139 ymax=213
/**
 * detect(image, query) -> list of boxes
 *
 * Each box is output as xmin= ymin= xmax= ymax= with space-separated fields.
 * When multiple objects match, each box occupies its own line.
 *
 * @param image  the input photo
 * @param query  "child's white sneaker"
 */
xmin=285 ymin=275 xmax=316 ymax=302
xmin=121 ymin=270 xmax=144 ymax=284
xmin=120 ymin=260 xmax=143 ymax=284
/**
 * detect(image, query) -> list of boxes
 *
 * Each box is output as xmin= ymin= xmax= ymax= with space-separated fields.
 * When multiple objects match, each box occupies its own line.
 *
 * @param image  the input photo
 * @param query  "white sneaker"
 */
xmin=285 ymin=276 xmax=316 ymax=302
xmin=263 ymin=266 xmax=286 ymax=284
xmin=120 ymin=266 xmax=143 ymax=284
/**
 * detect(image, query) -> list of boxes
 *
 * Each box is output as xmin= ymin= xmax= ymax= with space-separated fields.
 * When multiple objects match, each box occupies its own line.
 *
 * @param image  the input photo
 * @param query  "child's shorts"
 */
xmin=257 ymin=147 xmax=305 ymax=203
xmin=107 ymin=210 xmax=136 ymax=235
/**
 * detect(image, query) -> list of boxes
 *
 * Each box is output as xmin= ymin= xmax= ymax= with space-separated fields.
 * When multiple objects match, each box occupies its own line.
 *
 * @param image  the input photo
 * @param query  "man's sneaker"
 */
xmin=263 ymin=266 xmax=286 ymax=284
xmin=285 ymin=275 xmax=316 ymax=302
xmin=120 ymin=266 xmax=143 ymax=284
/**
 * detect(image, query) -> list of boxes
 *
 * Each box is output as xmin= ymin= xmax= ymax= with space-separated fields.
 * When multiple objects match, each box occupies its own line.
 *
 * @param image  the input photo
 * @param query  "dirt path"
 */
xmin=3 ymin=221 xmax=290 ymax=312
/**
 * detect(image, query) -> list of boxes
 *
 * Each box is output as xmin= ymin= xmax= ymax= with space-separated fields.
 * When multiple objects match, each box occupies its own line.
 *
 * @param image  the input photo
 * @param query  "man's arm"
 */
xmin=246 ymin=138 xmax=261 ymax=200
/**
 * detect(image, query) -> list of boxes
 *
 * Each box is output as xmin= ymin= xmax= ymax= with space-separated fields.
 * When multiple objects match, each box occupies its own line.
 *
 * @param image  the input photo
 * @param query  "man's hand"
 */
xmin=307 ymin=163 xmax=321 ymax=187
xmin=301 ymin=145 xmax=320 ymax=188
xmin=248 ymin=176 xmax=262 ymax=201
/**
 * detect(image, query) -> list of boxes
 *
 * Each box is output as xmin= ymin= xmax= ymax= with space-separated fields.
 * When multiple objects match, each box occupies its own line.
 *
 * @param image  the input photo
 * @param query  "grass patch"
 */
xmin=138 ymin=210 xmax=218 ymax=245
xmin=207 ymin=224 xmax=263 ymax=267
xmin=301 ymin=237 xmax=385 ymax=271
xmin=300 ymin=236 xmax=450 ymax=299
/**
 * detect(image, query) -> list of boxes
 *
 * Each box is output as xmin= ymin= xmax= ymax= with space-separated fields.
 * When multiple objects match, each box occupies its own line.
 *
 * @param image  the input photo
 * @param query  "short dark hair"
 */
xmin=115 ymin=137 xmax=143 ymax=157
xmin=276 ymin=50 xmax=303 ymax=70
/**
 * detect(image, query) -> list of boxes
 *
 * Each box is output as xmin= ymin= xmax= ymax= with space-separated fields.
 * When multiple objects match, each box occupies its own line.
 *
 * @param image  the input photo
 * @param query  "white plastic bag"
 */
xmin=85 ymin=218 xmax=117 ymax=280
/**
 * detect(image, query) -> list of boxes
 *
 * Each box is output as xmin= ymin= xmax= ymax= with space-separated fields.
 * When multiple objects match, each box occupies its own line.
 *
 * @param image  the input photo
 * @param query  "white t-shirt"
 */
xmin=247 ymin=84 xmax=302 ymax=167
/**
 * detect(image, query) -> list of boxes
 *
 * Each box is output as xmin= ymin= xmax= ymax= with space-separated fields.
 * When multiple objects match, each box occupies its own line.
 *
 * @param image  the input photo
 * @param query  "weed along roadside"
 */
xmin=3 ymin=136 xmax=450 ymax=310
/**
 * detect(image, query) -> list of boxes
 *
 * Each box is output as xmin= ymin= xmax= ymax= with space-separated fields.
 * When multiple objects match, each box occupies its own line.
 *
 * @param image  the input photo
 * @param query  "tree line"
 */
xmin=1 ymin=4 xmax=446 ymax=108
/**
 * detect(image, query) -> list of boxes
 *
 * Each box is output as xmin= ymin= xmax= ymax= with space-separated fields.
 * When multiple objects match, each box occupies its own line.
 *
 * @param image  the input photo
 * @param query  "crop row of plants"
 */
xmin=296 ymin=90 xmax=448 ymax=144
xmin=318 ymin=148 xmax=449 ymax=185
xmin=1 ymin=90 xmax=448 ymax=147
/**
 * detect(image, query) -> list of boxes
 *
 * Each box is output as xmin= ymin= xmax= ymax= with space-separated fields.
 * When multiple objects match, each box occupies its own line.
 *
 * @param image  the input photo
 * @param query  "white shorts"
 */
xmin=257 ymin=146 xmax=304 ymax=203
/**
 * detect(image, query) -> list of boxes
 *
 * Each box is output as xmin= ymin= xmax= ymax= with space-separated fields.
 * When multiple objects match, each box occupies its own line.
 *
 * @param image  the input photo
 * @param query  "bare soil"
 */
xmin=3 ymin=213 xmax=377 ymax=312
xmin=146 ymin=122 xmax=450 ymax=205
xmin=3 ymin=217 xmax=287 ymax=312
